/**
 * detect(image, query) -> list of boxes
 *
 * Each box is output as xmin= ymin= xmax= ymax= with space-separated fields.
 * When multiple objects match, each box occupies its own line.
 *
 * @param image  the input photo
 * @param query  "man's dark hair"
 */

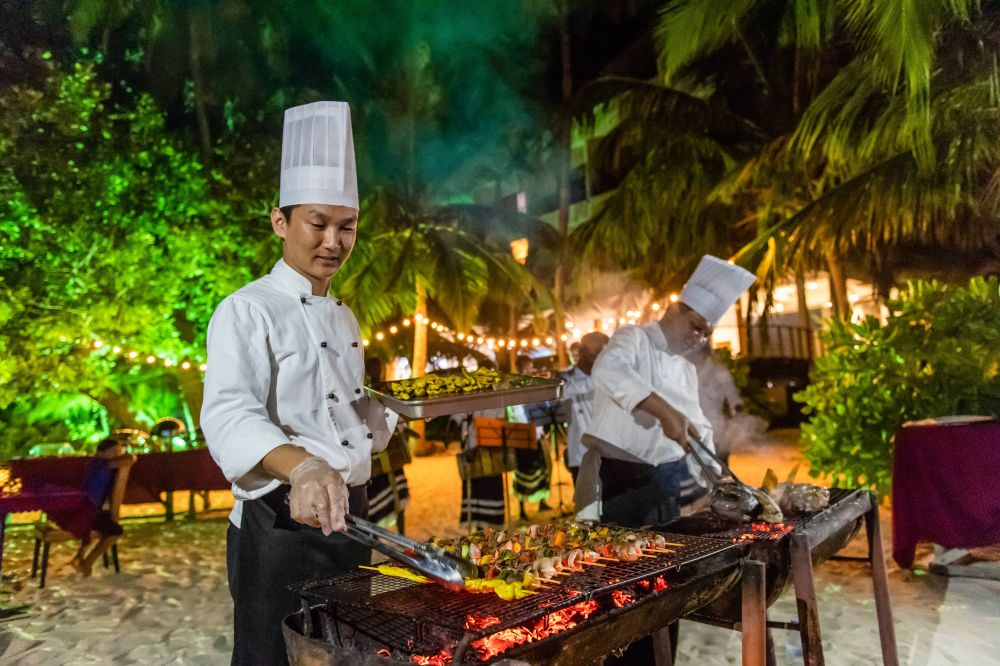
xmin=279 ymin=205 xmax=300 ymax=222
xmin=96 ymin=438 xmax=118 ymax=453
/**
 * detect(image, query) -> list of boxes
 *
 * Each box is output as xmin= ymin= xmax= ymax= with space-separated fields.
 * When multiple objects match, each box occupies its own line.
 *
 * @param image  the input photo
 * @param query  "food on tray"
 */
xmin=762 ymin=466 xmax=830 ymax=515
xmin=383 ymin=367 xmax=505 ymax=400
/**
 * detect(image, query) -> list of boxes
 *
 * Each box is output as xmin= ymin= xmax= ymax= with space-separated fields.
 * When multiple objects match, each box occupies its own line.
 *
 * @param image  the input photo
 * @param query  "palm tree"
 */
xmin=570 ymin=0 xmax=1000 ymax=320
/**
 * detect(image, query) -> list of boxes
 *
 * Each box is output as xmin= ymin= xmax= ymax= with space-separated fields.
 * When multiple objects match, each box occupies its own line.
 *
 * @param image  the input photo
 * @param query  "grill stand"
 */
xmin=648 ymin=559 xmax=767 ymax=666
xmin=689 ymin=491 xmax=898 ymax=666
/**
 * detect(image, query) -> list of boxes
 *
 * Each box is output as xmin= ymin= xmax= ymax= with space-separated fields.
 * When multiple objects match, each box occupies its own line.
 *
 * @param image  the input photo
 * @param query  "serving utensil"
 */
xmin=343 ymin=514 xmax=478 ymax=591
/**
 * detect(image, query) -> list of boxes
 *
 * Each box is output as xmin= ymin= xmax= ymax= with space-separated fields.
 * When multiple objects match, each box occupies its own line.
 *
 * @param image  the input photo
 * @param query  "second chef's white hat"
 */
xmin=279 ymin=101 xmax=358 ymax=210
xmin=679 ymin=255 xmax=756 ymax=326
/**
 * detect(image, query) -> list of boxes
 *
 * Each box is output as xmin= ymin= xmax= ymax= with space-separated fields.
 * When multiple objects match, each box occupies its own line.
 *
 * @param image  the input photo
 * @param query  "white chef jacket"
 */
xmin=559 ymin=366 xmax=595 ymax=468
xmin=575 ymin=322 xmax=718 ymax=519
xmin=201 ymin=259 xmax=398 ymax=526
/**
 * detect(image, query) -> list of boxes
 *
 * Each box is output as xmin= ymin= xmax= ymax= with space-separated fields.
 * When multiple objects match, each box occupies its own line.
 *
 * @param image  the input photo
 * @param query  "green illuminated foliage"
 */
xmin=797 ymin=278 xmax=1000 ymax=494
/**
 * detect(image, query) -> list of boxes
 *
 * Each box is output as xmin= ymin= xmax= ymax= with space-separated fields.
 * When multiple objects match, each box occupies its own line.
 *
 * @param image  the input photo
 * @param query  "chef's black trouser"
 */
xmin=599 ymin=457 xmax=683 ymax=665
xmin=226 ymin=484 xmax=369 ymax=666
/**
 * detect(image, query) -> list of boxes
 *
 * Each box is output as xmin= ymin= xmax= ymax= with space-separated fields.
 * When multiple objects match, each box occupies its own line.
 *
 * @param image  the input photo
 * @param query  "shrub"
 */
xmin=797 ymin=277 xmax=1000 ymax=494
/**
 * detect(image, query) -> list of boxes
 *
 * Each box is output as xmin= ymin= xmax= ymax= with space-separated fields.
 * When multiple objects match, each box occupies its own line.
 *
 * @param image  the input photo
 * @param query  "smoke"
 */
xmin=697 ymin=358 xmax=766 ymax=456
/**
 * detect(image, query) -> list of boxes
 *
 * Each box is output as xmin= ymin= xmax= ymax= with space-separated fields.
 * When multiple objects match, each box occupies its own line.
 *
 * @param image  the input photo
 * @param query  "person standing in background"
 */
xmin=559 ymin=332 xmax=609 ymax=483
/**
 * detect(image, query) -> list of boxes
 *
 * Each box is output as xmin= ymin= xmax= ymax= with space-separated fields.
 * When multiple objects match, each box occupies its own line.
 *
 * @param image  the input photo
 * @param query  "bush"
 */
xmin=797 ymin=277 xmax=1000 ymax=494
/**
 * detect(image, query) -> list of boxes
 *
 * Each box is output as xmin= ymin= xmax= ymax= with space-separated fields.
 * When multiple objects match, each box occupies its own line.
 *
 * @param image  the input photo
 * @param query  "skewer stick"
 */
xmin=596 ymin=556 xmax=619 ymax=562
xmin=534 ymin=578 xmax=561 ymax=584
xmin=639 ymin=553 xmax=658 ymax=558
xmin=580 ymin=561 xmax=607 ymax=567
xmin=658 ymin=542 xmax=685 ymax=548
xmin=648 ymin=548 xmax=677 ymax=554
xmin=553 ymin=571 xmax=573 ymax=577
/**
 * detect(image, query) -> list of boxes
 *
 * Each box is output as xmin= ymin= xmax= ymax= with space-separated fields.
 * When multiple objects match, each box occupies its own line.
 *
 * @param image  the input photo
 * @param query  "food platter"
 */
xmin=365 ymin=371 xmax=563 ymax=419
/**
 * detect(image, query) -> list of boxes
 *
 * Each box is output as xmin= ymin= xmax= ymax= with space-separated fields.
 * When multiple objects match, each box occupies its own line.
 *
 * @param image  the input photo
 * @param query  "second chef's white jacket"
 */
xmin=575 ymin=321 xmax=719 ymax=519
xmin=201 ymin=259 xmax=398 ymax=526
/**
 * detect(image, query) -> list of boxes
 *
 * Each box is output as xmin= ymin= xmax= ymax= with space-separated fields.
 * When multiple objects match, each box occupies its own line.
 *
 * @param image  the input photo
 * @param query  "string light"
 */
xmin=669 ymin=294 xmax=679 ymax=303
xmin=93 ymin=340 xmax=104 ymax=349
xmin=651 ymin=303 xmax=660 ymax=311
xmin=181 ymin=361 xmax=191 ymax=370
xmin=389 ymin=326 xmax=398 ymax=334
xmin=375 ymin=332 xmax=384 ymax=341
xmin=112 ymin=345 xmax=122 ymax=353
xmin=128 ymin=351 xmax=138 ymax=359
xmin=145 ymin=355 xmax=156 ymax=364
xmin=198 ymin=364 xmax=207 ymax=372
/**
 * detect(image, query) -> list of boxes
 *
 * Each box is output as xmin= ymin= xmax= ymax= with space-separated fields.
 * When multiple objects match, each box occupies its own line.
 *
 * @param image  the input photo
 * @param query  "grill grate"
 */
xmin=669 ymin=488 xmax=864 ymax=542
xmin=292 ymin=533 xmax=741 ymax=657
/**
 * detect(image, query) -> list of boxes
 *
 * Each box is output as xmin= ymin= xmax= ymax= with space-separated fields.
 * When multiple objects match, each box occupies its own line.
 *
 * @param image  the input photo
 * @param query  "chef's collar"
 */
xmin=643 ymin=321 xmax=671 ymax=353
xmin=271 ymin=259 xmax=325 ymax=299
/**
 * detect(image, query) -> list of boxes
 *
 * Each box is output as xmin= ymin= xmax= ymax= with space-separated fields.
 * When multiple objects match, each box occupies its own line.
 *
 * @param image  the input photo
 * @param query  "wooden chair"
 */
xmin=31 ymin=463 xmax=132 ymax=588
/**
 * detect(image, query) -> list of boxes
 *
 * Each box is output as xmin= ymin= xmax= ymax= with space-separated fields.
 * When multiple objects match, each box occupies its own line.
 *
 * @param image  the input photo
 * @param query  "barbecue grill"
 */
xmin=283 ymin=534 xmax=766 ymax=665
xmin=666 ymin=488 xmax=898 ymax=665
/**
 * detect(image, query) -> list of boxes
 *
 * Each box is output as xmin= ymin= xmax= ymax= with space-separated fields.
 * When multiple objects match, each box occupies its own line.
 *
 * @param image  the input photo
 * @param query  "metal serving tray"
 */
xmin=365 ymin=374 xmax=563 ymax=420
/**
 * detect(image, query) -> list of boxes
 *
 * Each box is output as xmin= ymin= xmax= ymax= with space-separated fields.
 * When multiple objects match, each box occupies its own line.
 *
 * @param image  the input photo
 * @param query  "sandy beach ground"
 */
xmin=1 ymin=430 xmax=998 ymax=664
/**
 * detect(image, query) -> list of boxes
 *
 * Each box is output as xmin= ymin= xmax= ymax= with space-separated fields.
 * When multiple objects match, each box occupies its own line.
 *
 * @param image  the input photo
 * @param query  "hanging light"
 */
xmin=457 ymin=333 xmax=465 ymax=340
xmin=651 ymin=303 xmax=660 ymax=311
xmin=363 ymin=339 xmax=370 ymax=346
xmin=402 ymin=318 xmax=411 ymax=327
xmin=531 ymin=338 xmax=540 ymax=346
xmin=181 ymin=361 xmax=191 ymax=370
xmin=198 ymin=363 xmax=207 ymax=372
xmin=560 ymin=334 xmax=568 ymax=341
xmin=146 ymin=355 xmax=156 ymax=364
xmin=389 ymin=326 xmax=398 ymax=334
xmin=93 ymin=340 xmax=104 ymax=349
xmin=164 ymin=359 xmax=174 ymax=367
xmin=669 ymin=294 xmax=679 ymax=303
xmin=112 ymin=346 xmax=122 ymax=353
xmin=375 ymin=332 xmax=385 ymax=341
xmin=545 ymin=337 xmax=554 ymax=345
xmin=128 ymin=351 xmax=138 ymax=359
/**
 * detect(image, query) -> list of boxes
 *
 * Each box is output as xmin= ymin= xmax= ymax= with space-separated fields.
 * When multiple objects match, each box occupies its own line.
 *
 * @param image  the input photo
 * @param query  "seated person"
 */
xmin=69 ymin=438 xmax=137 ymax=576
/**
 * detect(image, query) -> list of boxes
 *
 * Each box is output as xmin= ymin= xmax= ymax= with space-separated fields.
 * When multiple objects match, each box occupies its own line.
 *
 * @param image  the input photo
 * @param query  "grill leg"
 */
xmin=39 ymin=542 xmax=50 ymax=588
xmin=790 ymin=532 xmax=823 ymax=665
xmin=866 ymin=500 xmax=899 ymax=666
xmin=652 ymin=624 xmax=674 ymax=666
xmin=31 ymin=537 xmax=41 ymax=578
xmin=741 ymin=558 xmax=766 ymax=666
xmin=765 ymin=627 xmax=777 ymax=666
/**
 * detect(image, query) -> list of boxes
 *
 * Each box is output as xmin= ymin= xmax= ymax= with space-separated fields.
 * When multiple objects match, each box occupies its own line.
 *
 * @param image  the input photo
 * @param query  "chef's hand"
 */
xmin=287 ymin=456 xmax=350 ymax=535
xmin=657 ymin=407 xmax=701 ymax=451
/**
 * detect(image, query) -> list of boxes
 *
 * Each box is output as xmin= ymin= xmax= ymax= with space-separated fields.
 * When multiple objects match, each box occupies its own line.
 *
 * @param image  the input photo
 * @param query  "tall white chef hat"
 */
xmin=679 ymin=255 xmax=756 ymax=326
xmin=279 ymin=101 xmax=358 ymax=210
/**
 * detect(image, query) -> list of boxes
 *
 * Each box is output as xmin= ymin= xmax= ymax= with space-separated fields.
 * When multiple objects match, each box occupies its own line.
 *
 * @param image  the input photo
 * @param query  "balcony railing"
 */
xmin=744 ymin=324 xmax=822 ymax=360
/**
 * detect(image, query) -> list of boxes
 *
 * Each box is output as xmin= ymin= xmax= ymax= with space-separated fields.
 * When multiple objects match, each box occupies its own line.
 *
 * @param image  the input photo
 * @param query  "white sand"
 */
xmin=1 ymin=431 xmax=997 ymax=664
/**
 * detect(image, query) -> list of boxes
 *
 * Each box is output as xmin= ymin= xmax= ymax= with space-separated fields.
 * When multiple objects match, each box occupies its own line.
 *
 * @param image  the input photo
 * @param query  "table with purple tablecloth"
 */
xmin=0 ymin=489 xmax=91 ymax=579
xmin=892 ymin=420 xmax=1000 ymax=568
xmin=9 ymin=448 xmax=229 ymax=509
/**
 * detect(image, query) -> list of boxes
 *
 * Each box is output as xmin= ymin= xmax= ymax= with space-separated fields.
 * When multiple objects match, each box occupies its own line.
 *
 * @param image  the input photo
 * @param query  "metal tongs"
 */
xmin=343 ymin=515 xmax=478 ymax=591
xmin=686 ymin=435 xmax=783 ymax=523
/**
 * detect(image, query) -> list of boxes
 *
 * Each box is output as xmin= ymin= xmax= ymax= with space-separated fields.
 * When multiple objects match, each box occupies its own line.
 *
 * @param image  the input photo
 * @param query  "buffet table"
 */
xmin=892 ymin=419 xmax=1000 ymax=568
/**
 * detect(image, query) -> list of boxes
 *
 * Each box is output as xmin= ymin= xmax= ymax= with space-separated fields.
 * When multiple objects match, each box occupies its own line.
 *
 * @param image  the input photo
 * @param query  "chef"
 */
xmin=575 ymin=255 xmax=756 ymax=526
xmin=201 ymin=101 xmax=397 ymax=665
xmin=559 ymin=331 xmax=609 ymax=483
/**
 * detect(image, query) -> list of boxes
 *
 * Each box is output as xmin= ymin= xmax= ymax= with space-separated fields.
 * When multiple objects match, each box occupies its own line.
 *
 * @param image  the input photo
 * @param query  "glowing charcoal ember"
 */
xmin=470 ymin=599 xmax=601 ymax=660
xmin=654 ymin=576 xmax=669 ymax=592
xmin=410 ymin=649 xmax=452 ymax=665
xmin=611 ymin=590 xmax=636 ymax=608
xmin=464 ymin=613 xmax=502 ymax=631
xmin=733 ymin=521 xmax=794 ymax=543
xmin=377 ymin=648 xmax=392 ymax=658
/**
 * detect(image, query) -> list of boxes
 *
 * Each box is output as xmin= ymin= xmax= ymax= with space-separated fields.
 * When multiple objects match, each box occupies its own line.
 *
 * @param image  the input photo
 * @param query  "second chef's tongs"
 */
xmin=343 ymin=514 xmax=478 ymax=591
xmin=686 ymin=435 xmax=784 ymax=523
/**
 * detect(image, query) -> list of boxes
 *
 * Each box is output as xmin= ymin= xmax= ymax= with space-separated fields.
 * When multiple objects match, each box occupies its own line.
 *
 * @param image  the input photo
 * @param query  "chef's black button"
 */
xmin=366 ymin=432 xmax=374 ymax=439
xmin=341 ymin=439 xmax=349 ymax=447
xmin=300 ymin=297 xmax=307 ymax=304
xmin=336 ymin=300 xmax=343 ymax=306
xmin=327 ymin=393 xmax=335 ymax=400
xmin=354 ymin=388 xmax=362 ymax=394
xmin=351 ymin=342 xmax=359 ymax=348
xmin=320 ymin=341 xmax=328 ymax=348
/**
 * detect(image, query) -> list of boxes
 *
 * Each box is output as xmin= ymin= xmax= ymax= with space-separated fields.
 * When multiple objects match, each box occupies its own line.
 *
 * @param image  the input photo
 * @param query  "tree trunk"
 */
xmin=508 ymin=303 xmax=518 ymax=373
xmin=89 ymin=389 xmax=141 ymax=431
xmin=187 ymin=8 xmax=212 ymax=158
xmin=735 ymin=295 xmax=748 ymax=357
xmin=827 ymin=250 xmax=850 ymax=320
xmin=177 ymin=367 xmax=205 ymax=431
xmin=795 ymin=269 xmax=813 ymax=358
xmin=410 ymin=282 xmax=428 ymax=444
xmin=552 ymin=3 xmax=573 ymax=371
